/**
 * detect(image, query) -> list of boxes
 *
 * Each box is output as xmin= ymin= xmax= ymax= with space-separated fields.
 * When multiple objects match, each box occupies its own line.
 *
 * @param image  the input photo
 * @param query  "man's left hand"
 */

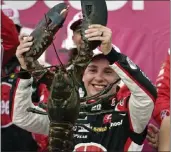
xmin=85 ymin=24 xmax=112 ymax=55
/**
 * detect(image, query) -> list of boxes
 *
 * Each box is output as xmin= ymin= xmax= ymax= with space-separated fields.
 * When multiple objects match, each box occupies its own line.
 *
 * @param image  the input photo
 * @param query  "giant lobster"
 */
xmin=17 ymin=0 xmax=120 ymax=151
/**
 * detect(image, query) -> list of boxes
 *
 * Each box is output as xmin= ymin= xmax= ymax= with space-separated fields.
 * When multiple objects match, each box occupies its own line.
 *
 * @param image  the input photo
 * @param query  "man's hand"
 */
xmin=146 ymin=123 xmax=159 ymax=149
xmin=16 ymin=34 xmax=33 ymax=70
xmin=85 ymin=24 xmax=113 ymax=55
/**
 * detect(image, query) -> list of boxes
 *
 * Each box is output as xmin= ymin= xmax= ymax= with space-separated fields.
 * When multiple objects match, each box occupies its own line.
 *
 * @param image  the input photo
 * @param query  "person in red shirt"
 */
xmin=153 ymin=52 xmax=170 ymax=125
xmin=147 ymin=52 xmax=170 ymax=150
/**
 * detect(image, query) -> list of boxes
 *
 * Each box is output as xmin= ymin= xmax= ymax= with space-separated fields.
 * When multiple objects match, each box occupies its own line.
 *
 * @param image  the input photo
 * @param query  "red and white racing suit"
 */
xmin=12 ymin=47 xmax=157 ymax=151
xmin=153 ymin=52 xmax=170 ymax=126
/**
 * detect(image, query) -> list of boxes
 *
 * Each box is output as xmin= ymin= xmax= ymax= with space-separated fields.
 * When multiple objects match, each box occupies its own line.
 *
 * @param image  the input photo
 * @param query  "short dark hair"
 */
xmin=70 ymin=19 xmax=82 ymax=31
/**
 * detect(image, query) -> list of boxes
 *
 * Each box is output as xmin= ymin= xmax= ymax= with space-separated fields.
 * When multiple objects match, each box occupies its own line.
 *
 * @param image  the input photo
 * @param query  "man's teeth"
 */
xmin=94 ymin=85 xmax=105 ymax=89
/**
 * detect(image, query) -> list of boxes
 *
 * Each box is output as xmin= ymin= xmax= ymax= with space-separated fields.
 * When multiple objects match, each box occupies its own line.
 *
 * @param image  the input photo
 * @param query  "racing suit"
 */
xmin=153 ymin=53 xmax=170 ymax=126
xmin=12 ymin=47 xmax=157 ymax=151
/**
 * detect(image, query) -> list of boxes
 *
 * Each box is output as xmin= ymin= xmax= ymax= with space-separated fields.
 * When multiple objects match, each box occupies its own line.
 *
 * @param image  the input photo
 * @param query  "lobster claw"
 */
xmin=24 ymin=2 xmax=69 ymax=66
xmin=80 ymin=0 xmax=108 ymax=51
xmin=48 ymin=3 xmax=69 ymax=28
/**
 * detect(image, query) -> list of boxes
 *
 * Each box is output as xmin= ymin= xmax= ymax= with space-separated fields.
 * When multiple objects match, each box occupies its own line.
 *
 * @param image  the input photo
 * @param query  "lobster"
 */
xmin=23 ymin=0 xmax=120 ymax=151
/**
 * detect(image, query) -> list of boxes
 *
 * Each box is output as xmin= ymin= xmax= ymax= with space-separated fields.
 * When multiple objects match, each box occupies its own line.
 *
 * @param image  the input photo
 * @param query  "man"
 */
xmin=12 ymin=24 xmax=156 ymax=151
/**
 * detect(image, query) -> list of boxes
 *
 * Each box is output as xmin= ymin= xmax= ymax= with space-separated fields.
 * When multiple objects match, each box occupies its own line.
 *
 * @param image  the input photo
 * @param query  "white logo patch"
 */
xmin=110 ymin=120 xmax=123 ymax=127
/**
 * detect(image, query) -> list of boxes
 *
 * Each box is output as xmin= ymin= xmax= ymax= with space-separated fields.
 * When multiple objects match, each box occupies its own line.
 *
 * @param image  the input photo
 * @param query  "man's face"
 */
xmin=72 ymin=29 xmax=83 ymax=50
xmin=82 ymin=56 xmax=119 ymax=97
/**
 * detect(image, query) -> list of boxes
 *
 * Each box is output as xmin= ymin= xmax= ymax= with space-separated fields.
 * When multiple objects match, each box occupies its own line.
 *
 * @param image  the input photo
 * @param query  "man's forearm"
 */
xmin=12 ymin=72 xmax=49 ymax=135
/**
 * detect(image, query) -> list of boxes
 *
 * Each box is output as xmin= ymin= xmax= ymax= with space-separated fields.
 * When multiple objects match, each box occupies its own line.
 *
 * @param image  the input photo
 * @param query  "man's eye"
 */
xmin=105 ymin=71 xmax=113 ymax=74
xmin=89 ymin=69 xmax=96 ymax=73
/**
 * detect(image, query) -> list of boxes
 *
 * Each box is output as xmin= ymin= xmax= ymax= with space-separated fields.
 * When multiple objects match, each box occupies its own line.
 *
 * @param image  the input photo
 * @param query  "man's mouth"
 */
xmin=92 ymin=84 xmax=107 ymax=90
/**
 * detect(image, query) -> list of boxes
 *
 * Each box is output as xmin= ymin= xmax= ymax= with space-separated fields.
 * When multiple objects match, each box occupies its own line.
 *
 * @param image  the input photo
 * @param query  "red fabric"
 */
xmin=153 ymin=53 xmax=170 ymax=126
xmin=32 ymin=83 xmax=49 ymax=152
xmin=1 ymin=11 xmax=19 ymax=67
xmin=116 ymin=85 xmax=131 ymax=101
xmin=37 ymin=83 xmax=50 ymax=104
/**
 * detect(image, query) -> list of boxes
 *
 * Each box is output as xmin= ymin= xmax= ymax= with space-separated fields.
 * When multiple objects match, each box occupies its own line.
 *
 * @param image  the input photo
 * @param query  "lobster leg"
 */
xmin=26 ymin=107 xmax=47 ymax=115
xmin=79 ymin=94 xmax=117 ymax=117
xmin=80 ymin=94 xmax=114 ymax=109
xmin=79 ymin=109 xmax=115 ymax=116
xmin=38 ymin=102 xmax=47 ymax=110
xmin=80 ymin=78 xmax=121 ymax=102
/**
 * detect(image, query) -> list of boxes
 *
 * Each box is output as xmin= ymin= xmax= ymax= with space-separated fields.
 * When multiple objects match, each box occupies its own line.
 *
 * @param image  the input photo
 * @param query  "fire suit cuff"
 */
xmin=105 ymin=47 xmax=120 ymax=65
xmin=17 ymin=68 xmax=31 ymax=79
xmin=17 ymin=78 xmax=33 ymax=90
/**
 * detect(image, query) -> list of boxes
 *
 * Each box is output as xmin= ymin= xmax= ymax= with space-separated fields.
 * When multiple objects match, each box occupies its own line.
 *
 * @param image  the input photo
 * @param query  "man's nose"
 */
xmin=94 ymin=72 xmax=104 ymax=82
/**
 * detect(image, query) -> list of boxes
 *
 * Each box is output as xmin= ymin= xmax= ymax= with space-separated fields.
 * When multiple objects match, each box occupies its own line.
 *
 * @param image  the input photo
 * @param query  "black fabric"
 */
xmin=105 ymin=47 xmax=121 ymax=64
xmin=129 ymin=127 xmax=147 ymax=145
xmin=2 ymin=125 xmax=38 ymax=152
xmin=4 ymin=56 xmax=19 ymax=75
xmin=17 ymin=67 xmax=31 ymax=79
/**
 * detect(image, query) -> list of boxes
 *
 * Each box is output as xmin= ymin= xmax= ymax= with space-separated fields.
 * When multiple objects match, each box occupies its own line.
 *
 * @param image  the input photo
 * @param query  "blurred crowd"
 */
xmin=1 ymin=4 xmax=170 ymax=152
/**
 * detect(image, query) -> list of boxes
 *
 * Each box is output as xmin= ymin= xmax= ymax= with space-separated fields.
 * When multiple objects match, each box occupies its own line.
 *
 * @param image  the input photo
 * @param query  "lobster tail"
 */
xmin=48 ymin=122 xmax=74 ymax=152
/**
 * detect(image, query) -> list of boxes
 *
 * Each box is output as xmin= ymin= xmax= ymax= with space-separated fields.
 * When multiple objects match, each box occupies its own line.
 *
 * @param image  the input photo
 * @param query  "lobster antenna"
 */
xmin=44 ymin=13 xmax=65 ymax=70
xmin=1 ymin=65 xmax=57 ymax=80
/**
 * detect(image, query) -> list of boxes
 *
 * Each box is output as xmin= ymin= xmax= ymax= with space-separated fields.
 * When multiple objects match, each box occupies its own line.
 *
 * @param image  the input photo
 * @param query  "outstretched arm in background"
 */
xmin=158 ymin=116 xmax=170 ymax=151
xmin=153 ymin=53 xmax=170 ymax=126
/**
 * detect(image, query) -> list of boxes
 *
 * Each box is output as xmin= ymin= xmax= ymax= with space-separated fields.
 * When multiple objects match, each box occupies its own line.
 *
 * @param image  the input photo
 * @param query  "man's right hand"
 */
xmin=16 ymin=34 xmax=33 ymax=70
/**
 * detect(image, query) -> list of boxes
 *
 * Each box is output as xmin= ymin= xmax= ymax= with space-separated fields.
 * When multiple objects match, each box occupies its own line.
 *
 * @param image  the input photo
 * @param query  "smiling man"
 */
xmin=82 ymin=53 xmax=119 ymax=97
xmin=12 ymin=23 xmax=157 ymax=151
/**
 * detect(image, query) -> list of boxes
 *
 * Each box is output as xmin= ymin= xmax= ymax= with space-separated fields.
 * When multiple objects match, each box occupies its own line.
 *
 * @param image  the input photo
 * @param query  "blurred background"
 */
xmin=1 ymin=0 xmax=170 ymax=151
